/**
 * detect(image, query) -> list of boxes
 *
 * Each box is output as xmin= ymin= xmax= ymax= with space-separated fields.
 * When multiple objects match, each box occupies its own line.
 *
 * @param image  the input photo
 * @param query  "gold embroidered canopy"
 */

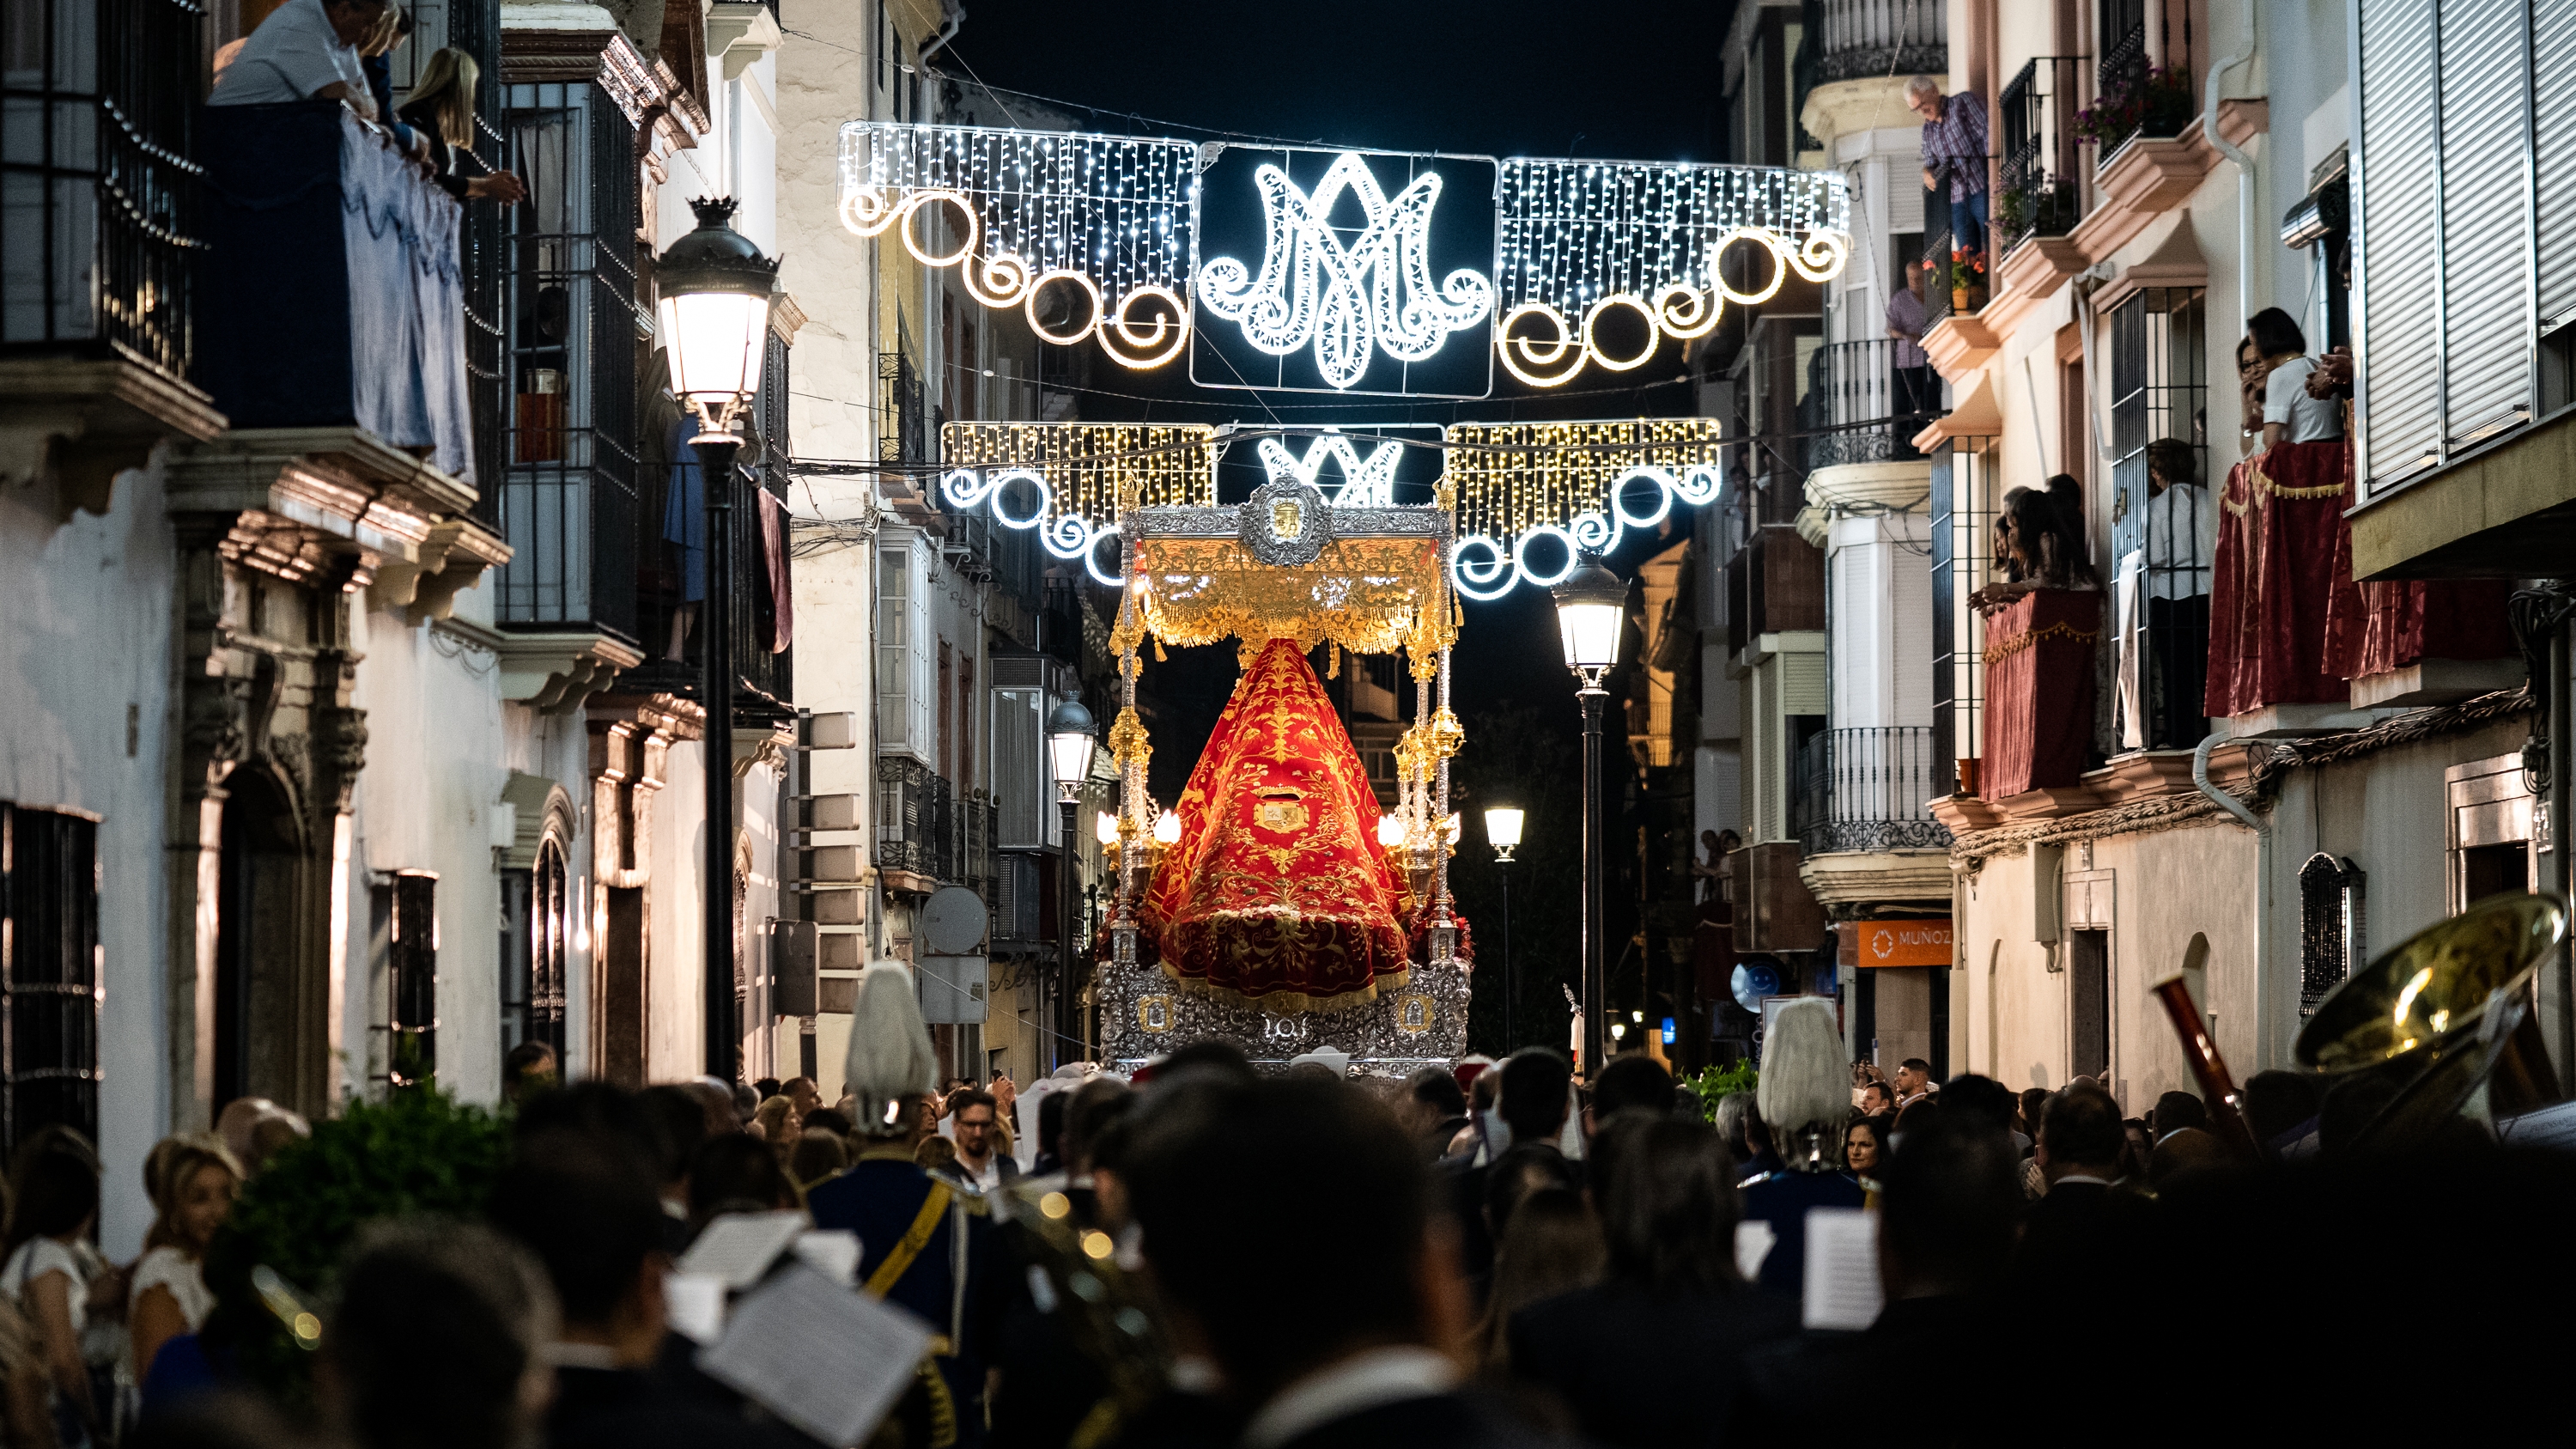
xmin=1111 ymin=505 xmax=1459 ymax=661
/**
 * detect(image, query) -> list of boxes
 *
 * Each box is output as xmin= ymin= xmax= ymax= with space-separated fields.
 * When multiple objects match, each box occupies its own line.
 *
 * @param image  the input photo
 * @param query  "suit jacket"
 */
xmin=1509 ymin=1282 xmax=1797 ymax=1448
xmin=1736 ymin=1170 xmax=1866 ymax=1299
xmin=550 ymin=1365 xmax=811 ymax=1449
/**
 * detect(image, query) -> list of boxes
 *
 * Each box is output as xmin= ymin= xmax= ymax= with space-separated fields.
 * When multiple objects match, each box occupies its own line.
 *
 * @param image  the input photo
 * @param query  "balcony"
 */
xmin=1804 ymin=339 xmax=1941 ymax=470
xmin=1976 ymin=588 xmax=2100 ymax=807
xmin=1795 ymin=728 xmax=1953 ymax=855
xmin=0 ymin=0 xmax=225 ymax=516
xmin=877 ymin=758 xmax=998 ymax=904
xmin=1806 ymin=0 xmax=1945 ymax=84
xmin=1992 ymin=56 xmax=2088 ymax=303
xmin=2087 ymin=0 xmax=2194 ymax=163
xmin=1794 ymin=0 xmax=1947 ymax=146
xmin=180 ymin=101 xmax=503 ymax=611
xmin=196 ymin=103 xmax=477 ymax=484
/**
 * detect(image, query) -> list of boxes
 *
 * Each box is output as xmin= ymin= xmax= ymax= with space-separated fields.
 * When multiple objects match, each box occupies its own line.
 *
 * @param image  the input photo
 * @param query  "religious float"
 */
xmin=841 ymin=118 xmax=1853 ymax=1074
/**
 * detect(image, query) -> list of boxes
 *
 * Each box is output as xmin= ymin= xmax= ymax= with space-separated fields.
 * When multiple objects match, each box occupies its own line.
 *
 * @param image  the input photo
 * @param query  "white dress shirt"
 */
xmin=209 ymin=0 xmax=368 ymax=107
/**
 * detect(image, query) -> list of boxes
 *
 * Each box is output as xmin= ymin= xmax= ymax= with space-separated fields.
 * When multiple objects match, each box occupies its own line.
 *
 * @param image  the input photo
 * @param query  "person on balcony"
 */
xmin=2247 ymin=308 xmax=2342 ymax=455
xmin=395 ymin=49 xmax=528 ymax=206
xmin=1970 ymin=486 xmax=2096 ymax=616
xmin=1886 ymin=263 xmax=1935 ymax=459
xmin=1907 ymin=76 xmax=1990 ymax=258
xmin=208 ymin=0 xmax=391 ymax=119
xmin=2139 ymin=439 xmax=2213 ymax=747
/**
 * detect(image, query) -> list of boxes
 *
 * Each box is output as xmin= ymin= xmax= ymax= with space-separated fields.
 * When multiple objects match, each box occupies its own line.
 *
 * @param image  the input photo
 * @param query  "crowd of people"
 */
xmin=0 ymin=955 xmax=2564 ymax=1449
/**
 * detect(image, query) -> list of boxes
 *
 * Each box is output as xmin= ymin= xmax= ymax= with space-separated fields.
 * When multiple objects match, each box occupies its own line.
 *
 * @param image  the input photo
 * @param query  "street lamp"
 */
xmin=1484 ymin=806 xmax=1523 ymax=1050
xmin=1553 ymin=553 xmax=1625 ymax=1076
xmin=1047 ymin=697 xmax=1097 ymax=1069
xmin=656 ymin=196 xmax=778 ymax=1083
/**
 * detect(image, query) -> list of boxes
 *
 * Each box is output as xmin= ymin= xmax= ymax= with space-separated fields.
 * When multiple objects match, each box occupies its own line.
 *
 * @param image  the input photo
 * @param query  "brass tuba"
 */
xmin=2293 ymin=892 xmax=2567 ymax=1149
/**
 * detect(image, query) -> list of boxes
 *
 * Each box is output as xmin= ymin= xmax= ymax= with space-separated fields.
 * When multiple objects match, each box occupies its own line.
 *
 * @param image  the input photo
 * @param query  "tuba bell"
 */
xmin=2293 ymin=892 xmax=2567 ymax=1150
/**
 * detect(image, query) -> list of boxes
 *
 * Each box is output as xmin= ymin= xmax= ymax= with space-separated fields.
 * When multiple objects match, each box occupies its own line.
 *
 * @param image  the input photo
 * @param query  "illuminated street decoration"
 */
xmin=939 ymin=422 xmax=1219 ymax=584
xmin=840 ymin=124 xmax=1849 ymax=396
xmin=1196 ymin=152 xmax=1494 ymax=391
xmin=1443 ymin=418 xmax=1727 ymax=598
xmin=1493 ymin=160 xmax=1851 ymax=387
xmin=1255 ymin=431 xmax=1404 ymax=507
xmin=840 ymin=124 xmax=1199 ymax=368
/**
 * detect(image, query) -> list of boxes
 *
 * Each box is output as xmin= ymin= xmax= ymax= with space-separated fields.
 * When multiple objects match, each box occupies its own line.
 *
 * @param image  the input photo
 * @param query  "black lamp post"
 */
xmin=1553 ymin=555 xmax=1625 ymax=1076
xmin=654 ymin=196 xmax=778 ymax=1082
xmin=1485 ymin=806 xmax=1523 ymax=1051
xmin=1047 ymin=696 xmax=1097 ymax=1069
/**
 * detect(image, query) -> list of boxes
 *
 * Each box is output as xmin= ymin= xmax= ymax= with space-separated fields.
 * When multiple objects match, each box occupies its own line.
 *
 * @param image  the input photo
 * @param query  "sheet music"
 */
xmin=1801 ymin=1207 xmax=1883 ymax=1331
xmin=676 ymin=1210 xmax=807 ymax=1290
xmin=794 ymin=1229 xmax=862 ymax=1286
xmin=664 ymin=1271 xmax=726 ymax=1344
xmin=698 ymin=1263 xmax=934 ymax=1447
xmin=1733 ymin=1219 xmax=1777 ymax=1282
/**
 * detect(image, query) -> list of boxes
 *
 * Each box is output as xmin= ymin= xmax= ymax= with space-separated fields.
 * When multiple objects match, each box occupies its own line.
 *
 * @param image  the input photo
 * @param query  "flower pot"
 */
xmin=1953 ymin=286 xmax=1971 ymax=311
xmin=1956 ymin=758 xmax=1980 ymax=796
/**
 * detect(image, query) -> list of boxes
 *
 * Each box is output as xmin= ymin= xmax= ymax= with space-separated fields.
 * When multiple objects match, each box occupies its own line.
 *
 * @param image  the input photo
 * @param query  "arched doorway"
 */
xmin=214 ymin=768 xmax=301 ymax=1112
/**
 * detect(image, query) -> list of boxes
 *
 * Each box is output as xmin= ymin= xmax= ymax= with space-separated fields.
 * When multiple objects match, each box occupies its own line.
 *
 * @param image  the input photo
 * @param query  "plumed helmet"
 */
xmin=841 ymin=963 xmax=939 ymax=1137
xmin=1755 ymin=995 xmax=1850 ymax=1141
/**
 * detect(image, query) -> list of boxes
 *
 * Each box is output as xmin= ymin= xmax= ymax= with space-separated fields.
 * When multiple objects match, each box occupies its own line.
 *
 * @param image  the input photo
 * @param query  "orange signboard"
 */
xmin=1841 ymin=918 xmax=1953 ymax=968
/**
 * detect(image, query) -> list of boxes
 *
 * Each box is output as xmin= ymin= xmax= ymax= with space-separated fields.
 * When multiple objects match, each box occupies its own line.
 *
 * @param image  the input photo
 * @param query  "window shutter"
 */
xmin=2438 ymin=0 xmax=2532 ymax=444
xmin=991 ymin=686 xmax=1044 ymax=849
xmin=876 ymin=544 xmax=911 ymax=755
xmin=2535 ymin=0 xmax=2576 ymax=326
xmin=2356 ymin=0 xmax=2443 ymax=490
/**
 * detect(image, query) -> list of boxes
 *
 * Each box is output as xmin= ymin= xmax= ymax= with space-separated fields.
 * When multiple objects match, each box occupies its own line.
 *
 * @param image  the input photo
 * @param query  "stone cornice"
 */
xmin=498 ymin=630 xmax=647 ymax=714
xmin=1797 ymin=849 xmax=1954 ymax=910
xmin=1922 ymin=312 xmax=2001 ymax=380
xmin=0 ymin=354 xmax=227 ymax=520
xmin=167 ymin=427 xmax=478 ymax=588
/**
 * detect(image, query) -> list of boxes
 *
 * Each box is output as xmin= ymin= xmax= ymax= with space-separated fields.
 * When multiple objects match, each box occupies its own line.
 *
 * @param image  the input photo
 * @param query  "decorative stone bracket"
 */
xmin=370 ymin=517 xmax=513 ymax=623
xmin=498 ymin=630 xmax=647 ymax=715
xmin=706 ymin=1 xmax=782 ymax=81
xmin=166 ymin=425 xmax=478 ymax=591
xmin=0 ymin=356 xmax=226 ymax=522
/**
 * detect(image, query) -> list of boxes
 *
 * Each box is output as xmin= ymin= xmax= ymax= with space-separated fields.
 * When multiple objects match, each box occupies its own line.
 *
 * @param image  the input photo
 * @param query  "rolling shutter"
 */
xmin=2535 ymin=0 xmax=2576 ymax=326
xmin=2356 ymin=0 xmax=2443 ymax=490
xmin=2437 ymin=0 xmax=2530 ymax=445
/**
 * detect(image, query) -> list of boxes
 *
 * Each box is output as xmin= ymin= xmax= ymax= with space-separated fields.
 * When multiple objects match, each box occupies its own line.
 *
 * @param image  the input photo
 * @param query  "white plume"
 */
xmin=1756 ymin=995 xmax=1850 ymax=1135
xmin=841 ymin=964 xmax=939 ymax=1135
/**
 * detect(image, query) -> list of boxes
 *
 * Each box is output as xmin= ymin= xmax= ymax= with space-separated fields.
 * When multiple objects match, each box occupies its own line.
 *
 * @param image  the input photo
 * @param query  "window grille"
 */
xmin=0 ymin=0 xmax=204 ymax=377
xmin=2298 ymin=853 xmax=2366 ymax=1016
xmin=0 ymin=804 xmax=100 ymax=1159
xmin=2107 ymin=287 xmax=2209 ymax=751
xmin=1929 ymin=437 xmax=1996 ymax=793
xmin=385 ymin=872 xmax=438 ymax=1089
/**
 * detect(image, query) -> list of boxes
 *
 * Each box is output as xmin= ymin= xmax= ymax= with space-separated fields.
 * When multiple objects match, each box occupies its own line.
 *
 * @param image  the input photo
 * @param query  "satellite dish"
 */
xmin=919 ymin=885 xmax=987 ymax=956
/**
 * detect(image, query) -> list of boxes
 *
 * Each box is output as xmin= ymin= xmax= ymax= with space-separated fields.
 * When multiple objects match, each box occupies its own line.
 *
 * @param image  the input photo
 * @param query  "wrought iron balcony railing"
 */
xmin=1792 ymin=727 xmax=1954 ymax=856
xmin=1804 ymin=339 xmax=1943 ymax=468
xmin=1807 ymin=0 xmax=1947 ymax=83
xmin=1998 ymin=57 xmax=2088 ymax=254
xmin=0 ymin=0 xmax=204 ymax=381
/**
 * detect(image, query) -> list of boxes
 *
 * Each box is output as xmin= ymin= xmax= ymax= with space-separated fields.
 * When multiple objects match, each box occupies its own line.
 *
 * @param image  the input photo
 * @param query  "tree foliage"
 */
xmin=200 ymin=1091 xmax=514 ymax=1403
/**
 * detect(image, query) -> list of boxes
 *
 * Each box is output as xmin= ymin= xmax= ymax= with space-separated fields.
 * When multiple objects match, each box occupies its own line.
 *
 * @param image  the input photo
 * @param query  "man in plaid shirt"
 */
xmin=1908 ymin=75 xmax=1990 ymax=257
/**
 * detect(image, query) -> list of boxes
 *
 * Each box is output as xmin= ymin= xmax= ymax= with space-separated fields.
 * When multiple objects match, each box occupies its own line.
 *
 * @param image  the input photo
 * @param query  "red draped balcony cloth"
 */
xmin=1980 ymin=588 xmax=2101 ymax=801
xmin=2205 ymin=440 xmax=2362 ymax=717
xmin=2319 ymin=441 xmax=2516 ymax=679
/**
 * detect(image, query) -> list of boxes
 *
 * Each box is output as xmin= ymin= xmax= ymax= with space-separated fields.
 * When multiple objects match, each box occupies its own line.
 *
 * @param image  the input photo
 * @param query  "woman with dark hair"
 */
xmin=3 ymin=1146 xmax=102 ymax=1446
xmin=2245 ymin=307 xmax=2341 ymax=455
xmin=1971 ymin=485 xmax=2099 ymax=614
xmin=1508 ymin=1116 xmax=1796 ymax=1447
xmin=1843 ymin=1115 xmax=1889 ymax=1192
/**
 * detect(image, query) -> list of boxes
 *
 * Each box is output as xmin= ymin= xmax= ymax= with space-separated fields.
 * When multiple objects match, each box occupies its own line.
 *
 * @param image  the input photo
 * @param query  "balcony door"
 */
xmin=214 ymin=768 xmax=303 ymax=1112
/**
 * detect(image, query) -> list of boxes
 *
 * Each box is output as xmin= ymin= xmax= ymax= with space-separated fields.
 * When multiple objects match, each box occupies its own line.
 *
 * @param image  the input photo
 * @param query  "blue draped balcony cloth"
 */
xmin=196 ymin=101 xmax=474 ymax=485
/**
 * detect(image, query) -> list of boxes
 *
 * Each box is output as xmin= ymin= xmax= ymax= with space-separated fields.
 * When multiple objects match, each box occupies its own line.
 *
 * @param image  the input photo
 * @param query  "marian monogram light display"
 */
xmin=838 ymin=123 xmax=1850 ymax=396
xmin=1196 ymin=151 xmax=1494 ymax=392
xmin=1255 ymin=431 xmax=1404 ymax=508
